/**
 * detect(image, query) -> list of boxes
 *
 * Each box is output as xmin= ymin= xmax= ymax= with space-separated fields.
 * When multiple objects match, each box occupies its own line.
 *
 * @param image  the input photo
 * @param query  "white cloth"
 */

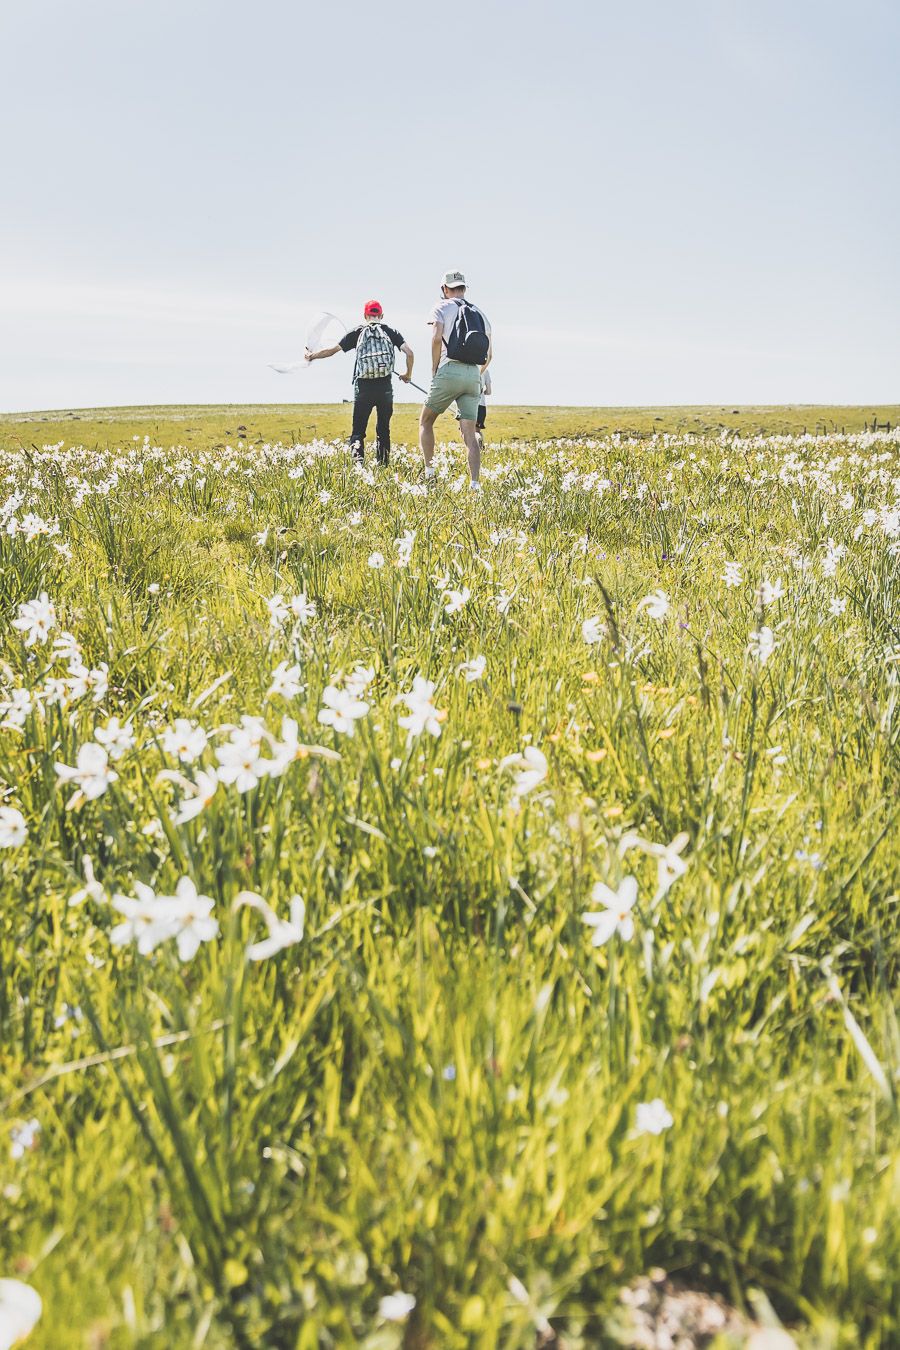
xmin=429 ymin=297 xmax=491 ymax=369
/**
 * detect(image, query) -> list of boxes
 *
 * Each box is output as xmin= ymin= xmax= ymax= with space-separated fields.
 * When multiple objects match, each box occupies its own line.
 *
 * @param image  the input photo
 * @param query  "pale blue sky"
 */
xmin=1 ymin=0 xmax=897 ymax=411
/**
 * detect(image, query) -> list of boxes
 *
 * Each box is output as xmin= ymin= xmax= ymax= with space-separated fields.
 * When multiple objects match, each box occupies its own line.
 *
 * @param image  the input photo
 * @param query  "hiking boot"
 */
xmin=376 ymin=448 xmax=390 ymax=467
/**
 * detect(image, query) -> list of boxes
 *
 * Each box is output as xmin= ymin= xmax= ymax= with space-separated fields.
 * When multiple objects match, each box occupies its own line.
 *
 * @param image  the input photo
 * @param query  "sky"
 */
xmin=1 ymin=0 xmax=898 ymax=412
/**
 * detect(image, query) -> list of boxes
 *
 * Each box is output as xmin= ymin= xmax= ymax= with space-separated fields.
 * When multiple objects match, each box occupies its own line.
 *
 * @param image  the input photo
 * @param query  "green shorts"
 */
xmin=425 ymin=360 xmax=482 ymax=421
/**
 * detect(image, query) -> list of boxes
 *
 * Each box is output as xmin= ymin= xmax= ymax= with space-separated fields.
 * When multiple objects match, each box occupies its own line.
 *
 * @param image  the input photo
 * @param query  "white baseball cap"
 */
xmin=442 ymin=269 xmax=467 ymax=289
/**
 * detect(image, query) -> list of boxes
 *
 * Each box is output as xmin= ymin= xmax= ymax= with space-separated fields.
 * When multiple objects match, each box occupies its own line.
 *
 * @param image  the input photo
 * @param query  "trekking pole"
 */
xmin=392 ymin=369 xmax=431 ymax=397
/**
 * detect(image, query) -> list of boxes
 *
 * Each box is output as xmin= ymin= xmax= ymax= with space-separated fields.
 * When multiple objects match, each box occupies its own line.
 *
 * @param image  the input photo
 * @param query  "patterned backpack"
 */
xmin=354 ymin=322 xmax=396 ymax=380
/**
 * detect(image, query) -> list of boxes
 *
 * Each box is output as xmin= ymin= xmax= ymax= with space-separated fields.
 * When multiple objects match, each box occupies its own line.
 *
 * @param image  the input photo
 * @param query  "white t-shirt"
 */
xmin=430 ymin=297 xmax=491 ymax=369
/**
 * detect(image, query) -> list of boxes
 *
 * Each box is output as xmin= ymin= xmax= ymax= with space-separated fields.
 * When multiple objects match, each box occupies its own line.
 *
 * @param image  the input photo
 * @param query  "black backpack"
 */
xmin=445 ymin=300 xmax=490 ymax=366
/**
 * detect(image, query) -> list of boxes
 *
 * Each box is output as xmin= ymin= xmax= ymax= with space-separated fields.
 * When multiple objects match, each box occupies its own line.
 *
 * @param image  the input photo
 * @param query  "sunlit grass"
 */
xmin=1 ymin=415 xmax=898 ymax=1348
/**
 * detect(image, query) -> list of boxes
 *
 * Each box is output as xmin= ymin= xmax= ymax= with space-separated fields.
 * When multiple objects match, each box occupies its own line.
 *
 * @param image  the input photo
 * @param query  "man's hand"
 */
xmin=305 ymin=348 xmax=315 ymax=362
xmin=399 ymin=372 xmax=411 ymax=383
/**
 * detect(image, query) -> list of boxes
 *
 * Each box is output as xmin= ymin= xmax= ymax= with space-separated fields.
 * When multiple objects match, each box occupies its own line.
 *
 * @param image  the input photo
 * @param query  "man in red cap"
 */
xmin=306 ymin=301 xmax=413 ymax=465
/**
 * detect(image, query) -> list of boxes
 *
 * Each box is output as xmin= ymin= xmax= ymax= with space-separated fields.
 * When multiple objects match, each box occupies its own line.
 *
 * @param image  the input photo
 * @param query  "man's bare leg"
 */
xmin=460 ymin=418 xmax=481 ymax=484
xmin=419 ymin=406 xmax=438 ymax=471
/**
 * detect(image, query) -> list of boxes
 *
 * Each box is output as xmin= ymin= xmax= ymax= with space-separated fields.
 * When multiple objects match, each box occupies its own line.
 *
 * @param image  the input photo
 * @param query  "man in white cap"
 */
xmin=419 ymin=270 xmax=492 ymax=490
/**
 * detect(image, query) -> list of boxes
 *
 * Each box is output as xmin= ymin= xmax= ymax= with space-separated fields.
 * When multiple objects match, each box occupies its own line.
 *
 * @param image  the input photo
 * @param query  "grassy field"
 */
xmin=1 ymin=406 xmax=899 ymax=1347
xmin=2 ymin=402 xmax=899 ymax=451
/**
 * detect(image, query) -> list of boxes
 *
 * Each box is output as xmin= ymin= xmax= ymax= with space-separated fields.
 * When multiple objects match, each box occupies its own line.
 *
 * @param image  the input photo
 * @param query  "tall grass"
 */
xmin=1 ymin=422 xmax=898 ymax=1347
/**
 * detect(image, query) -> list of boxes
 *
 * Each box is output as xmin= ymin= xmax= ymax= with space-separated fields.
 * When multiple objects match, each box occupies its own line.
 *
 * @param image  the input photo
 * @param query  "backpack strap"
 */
xmin=353 ymin=322 xmax=375 ymax=381
xmin=443 ymin=299 xmax=465 ymax=351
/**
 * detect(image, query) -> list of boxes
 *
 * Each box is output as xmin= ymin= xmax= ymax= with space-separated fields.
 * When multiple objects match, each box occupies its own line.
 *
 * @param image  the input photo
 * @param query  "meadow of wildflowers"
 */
xmin=1 ymin=410 xmax=899 ymax=1347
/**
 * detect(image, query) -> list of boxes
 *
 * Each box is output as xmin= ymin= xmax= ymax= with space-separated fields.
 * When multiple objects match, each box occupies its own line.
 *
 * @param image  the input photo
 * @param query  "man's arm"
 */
xmin=305 ymin=344 xmax=341 ymax=362
xmin=430 ymin=322 xmax=444 ymax=377
xmin=398 ymin=342 xmax=415 ymax=383
xmin=480 ymin=335 xmax=493 ymax=376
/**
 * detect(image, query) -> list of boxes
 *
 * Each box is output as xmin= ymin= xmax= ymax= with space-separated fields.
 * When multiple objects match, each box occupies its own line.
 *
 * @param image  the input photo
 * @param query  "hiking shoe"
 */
xmin=376 ymin=449 xmax=390 ymax=467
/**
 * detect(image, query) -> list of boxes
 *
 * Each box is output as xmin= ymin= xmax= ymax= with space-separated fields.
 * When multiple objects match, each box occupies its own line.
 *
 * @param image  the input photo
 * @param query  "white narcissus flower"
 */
xmin=54 ymin=743 xmax=118 ymax=808
xmin=581 ymin=876 xmax=638 ymax=946
xmin=66 ymin=660 xmax=109 ymax=705
xmin=367 ymin=552 xmax=385 ymax=569
xmin=0 ymin=1278 xmax=43 ymax=1349
xmin=756 ymin=576 xmax=785 ymax=607
xmin=216 ymin=732 xmax=269 ymax=793
xmin=39 ymin=677 xmax=69 ymax=710
xmin=344 ymin=664 xmax=375 ymax=697
xmin=394 ymin=530 xmax=416 ymax=567
xmin=268 ymin=660 xmax=304 ymax=700
xmin=266 ymin=716 xmax=300 ymax=776
xmin=443 ymin=586 xmax=471 ymax=615
xmin=721 ymin=561 xmax=742 ymax=588
xmin=635 ymin=1097 xmax=673 ymax=1135
xmin=265 ymin=593 xmax=289 ymax=628
xmin=457 ymin=655 xmax=486 ymax=682
xmin=236 ymin=891 xmax=306 ymax=961
xmin=158 ymin=768 xmax=220 ymax=824
xmin=162 ymin=719 xmax=208 ymax=763
xmin=47 ymin=628 xmax=77 ymax=661
xmin=499 ymin=746 xmax=548 ymax=801
xmin=288 ymin=592 xmax=316 ymax=624
xmin=636 ymin=589 xmax=669 ymax=620
xmin=581 ymin=616 xmax=606 ymax=645
xmin=12 ymin=592 xmax=56 ymax=646
xmin=110 ymin=881 xmax=168 ymax=955
xmin=396 ymin=676 xmax=443 ymax=743
xmin=378 ymin=1292 xmax=416 ymax=1322
xmin=264 ymin=715 xmax=341 ymax=778
xmin=619 ymin=831 xmax=689 ymax=897
xmin=94 ymin=717 xmax=136 ymax=761
xmin=0 ymin=688 xmax=32 ymax=729
xmin=317 ymin=686 xmax=370 ymax=736
xmin=165 ymin=877 xmax=220 ymax=961
xmin=9 ymin=1118 xmax=40 ymax=1160
xmin=748 ymin=625 xmax=776 ymax=665
xmin=69 ymin=854 xmax=105 ymax=906
xmin=0 ymin=807 xmax=27 ymax=849
xmin=110 ymin=878 xmax=218 ymax=960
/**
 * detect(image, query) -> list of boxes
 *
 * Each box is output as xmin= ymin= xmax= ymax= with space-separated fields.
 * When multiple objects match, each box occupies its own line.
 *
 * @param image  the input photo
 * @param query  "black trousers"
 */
xmin=349 ymin=379 xmax=393 ymax=460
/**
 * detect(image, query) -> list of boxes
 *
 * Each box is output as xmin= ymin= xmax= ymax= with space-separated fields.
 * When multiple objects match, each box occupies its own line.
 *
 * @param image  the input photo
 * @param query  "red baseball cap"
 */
xmin=363 ymin=299 xmax=383 ymax=318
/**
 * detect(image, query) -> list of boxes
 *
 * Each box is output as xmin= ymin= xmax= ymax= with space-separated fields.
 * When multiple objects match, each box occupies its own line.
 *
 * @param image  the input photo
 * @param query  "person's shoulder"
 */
xmin=385 ymin=324 xmax=404 ymax=344
xmin=340 ymin=326 xmax=362 ymax=349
